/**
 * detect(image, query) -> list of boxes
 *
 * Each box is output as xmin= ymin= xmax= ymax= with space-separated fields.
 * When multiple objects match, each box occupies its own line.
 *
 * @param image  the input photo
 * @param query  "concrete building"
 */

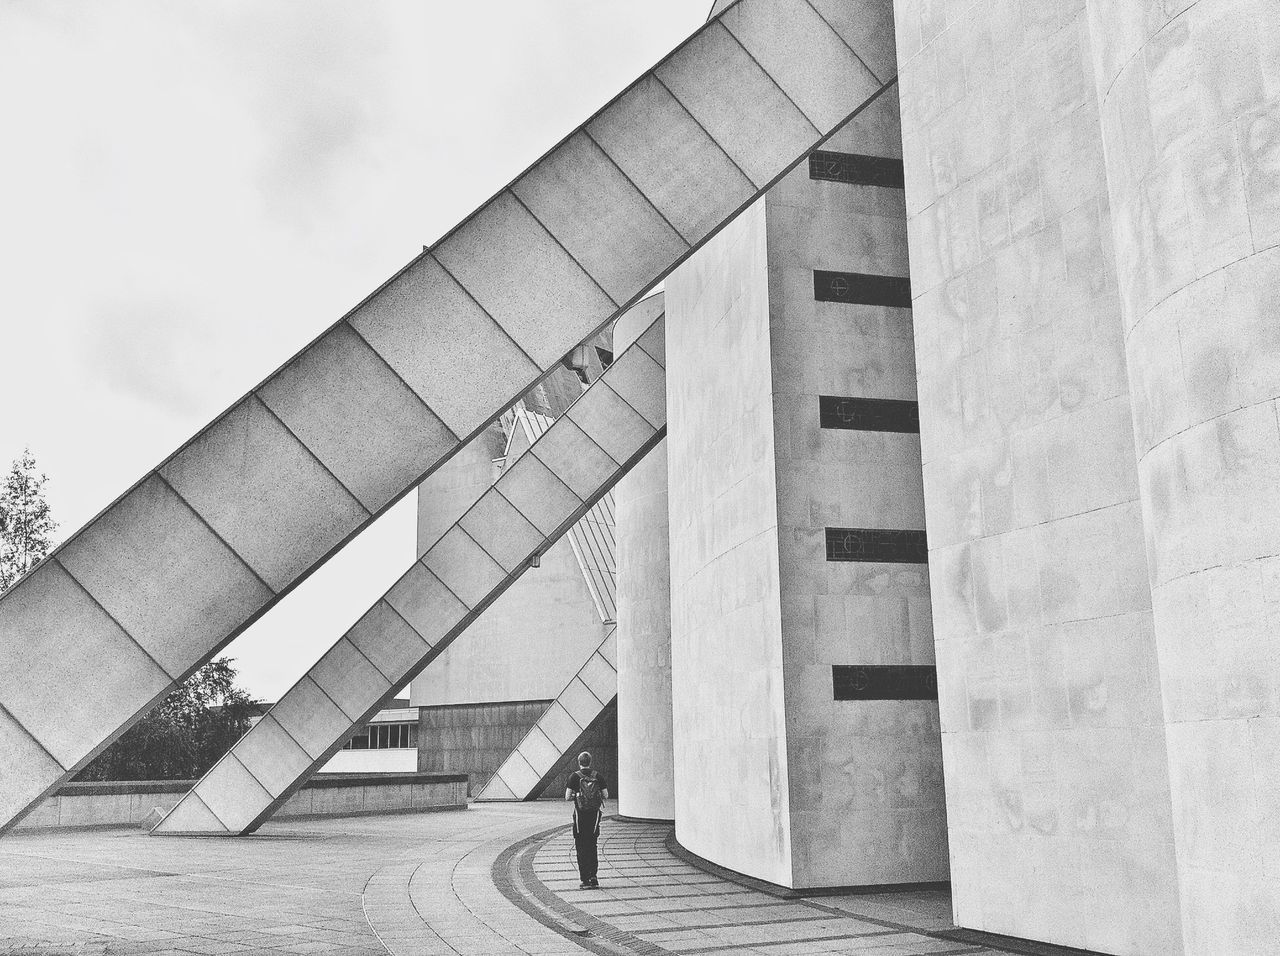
xmin=2 ymin=1 xmax=1278 ymax=953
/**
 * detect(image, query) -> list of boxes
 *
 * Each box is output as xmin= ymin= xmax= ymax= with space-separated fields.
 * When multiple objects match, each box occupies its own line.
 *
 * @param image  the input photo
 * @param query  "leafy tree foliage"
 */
xmin=77 ymin=657 xmax=258 ymax=781
xmin=0 ymin=449 xmax=57 ymax=591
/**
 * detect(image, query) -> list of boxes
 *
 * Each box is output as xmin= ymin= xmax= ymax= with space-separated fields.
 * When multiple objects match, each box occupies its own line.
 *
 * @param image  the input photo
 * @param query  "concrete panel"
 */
xmin=577 ymin=654 xmax=617 ymax=705
xmin=498 ymin=753 xmax=541 ymax=798
xmin=512 ymin=132 xmax=690 ymax=304
xmin=459 ymin=490 xmax=544 ymax=574
xmin=529 ymin=418 xmax=618 ymax=501
xmin=560 ymin=677 xmax=604 ymax=727
xmin=159 ymin=396 xmax=368 ymax=592
xmin=482 ymin=775 xmax=516 ymax=800
xmin=656 ymin=23 xmax=820 ymax=188
xmin=270 ymin=677 xmax=354 ymax=761
xmin=517 ymin=727 xmax=563 ymax=776
xmin=57 ymin=475 xmax=274 ymax=680
xmin=566 ymin=384 xmax=657 ymax=466
xmin=598 ymin=628 xmax=619 ymax=668
xmin=347 ymin=601 xmax=434 ymax=682
xmin=421 ymin=527 xmax=508 ymax=610
xmin=721 ymin=0 xmax=881 ymax=132
xmin=0 ymin=710 xmax=62 ymax=826
xmin=385 ymin=563 xmax=469 ymax=643
xmin=597 ymin=346 xmax=667 ymax=428
xmin=636 ymin=315 xmax=667 ymax=368
xmin=588 ymin=75 xmax=755 ymax=245
xmin=155 ymin=794 xmax=227 ymax=834
xmin=0 ymin=561 xmax=170 ymax=769
xmin=310 ymin=638 xmax=392 ymax=722
xmin=233 ymin=715 xmax=313 ymax=799
xmin=433 ymin=191 xmax=618 ymax=368
xmin=257 ymin=323 xmax=457 ymax=513
xmin=194 ymin=754 xmax=274 ymax=833
xmin=807 ymin=0 xmax=897 ymax=83
xmin=539 ymin=701 xmax=585 ymax=752
xmin=348 ymin=256 xmax=543 ymax=434
xmin=495 ymin=453 xmax=583 ymax=537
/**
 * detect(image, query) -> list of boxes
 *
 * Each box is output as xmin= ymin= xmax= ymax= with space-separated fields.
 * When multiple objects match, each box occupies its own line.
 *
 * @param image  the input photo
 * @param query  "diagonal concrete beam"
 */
xmin=477 ymin=626 xmax=618 ymax=802
xmin=0 ymin=0 xmax=897 ymax=836
xmin=153 ymin=317 xmax=666 ymax=835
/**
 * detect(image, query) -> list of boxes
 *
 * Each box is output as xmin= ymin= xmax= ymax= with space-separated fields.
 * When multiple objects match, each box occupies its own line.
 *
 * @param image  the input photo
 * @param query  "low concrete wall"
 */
xmin=14 ymin=772 xmax=468 ymax=831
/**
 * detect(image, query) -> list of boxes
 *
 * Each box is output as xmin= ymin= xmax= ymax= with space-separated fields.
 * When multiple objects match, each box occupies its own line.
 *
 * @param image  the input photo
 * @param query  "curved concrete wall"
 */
xmin=615 ymin=298 xmax=675 ymax=821
xmin=1087 ymin=3 xmax=1280 ymax=951
xmin=894 ymin=0 xmax=1184 ymax=949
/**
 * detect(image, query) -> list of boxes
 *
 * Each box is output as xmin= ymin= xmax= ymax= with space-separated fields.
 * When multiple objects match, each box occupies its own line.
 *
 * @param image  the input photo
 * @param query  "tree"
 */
xmin=0 ymin=449 xmax=58 ymax=592
xmin=77 ymin=657 xmax=259 ymax=781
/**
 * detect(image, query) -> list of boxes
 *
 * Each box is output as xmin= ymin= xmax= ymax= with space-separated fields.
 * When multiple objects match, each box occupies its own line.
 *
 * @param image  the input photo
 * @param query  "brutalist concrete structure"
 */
xmin=3 ymin=1 xmax=1278 ymax=953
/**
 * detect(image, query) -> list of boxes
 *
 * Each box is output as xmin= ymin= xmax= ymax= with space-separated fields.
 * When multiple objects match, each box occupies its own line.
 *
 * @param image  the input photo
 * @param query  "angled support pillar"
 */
xmin=153 ymin=317 xmax=666 ymax=835
xmin=1 ymin=0 xmax=897 ymax=835
xmin=477 ymin=626 xmax=618 ymax=801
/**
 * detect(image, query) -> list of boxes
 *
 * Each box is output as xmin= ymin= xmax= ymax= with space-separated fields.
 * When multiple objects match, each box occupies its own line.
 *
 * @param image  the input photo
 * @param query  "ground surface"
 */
xmin=0 ymin=803 xmax=1025 ymax=955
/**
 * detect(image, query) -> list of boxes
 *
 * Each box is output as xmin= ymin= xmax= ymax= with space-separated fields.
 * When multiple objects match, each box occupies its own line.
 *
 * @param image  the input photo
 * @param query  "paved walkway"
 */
xmin=0 ymin=804 xmax=1042 ymax=956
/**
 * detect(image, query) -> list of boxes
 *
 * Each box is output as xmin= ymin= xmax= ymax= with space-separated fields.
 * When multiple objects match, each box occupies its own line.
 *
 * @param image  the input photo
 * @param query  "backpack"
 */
xmin=576 ymin=770 xmax=604 ymax=815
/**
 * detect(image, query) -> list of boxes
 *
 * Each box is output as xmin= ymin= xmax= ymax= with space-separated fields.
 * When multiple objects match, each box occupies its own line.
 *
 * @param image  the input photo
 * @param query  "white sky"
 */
xmin=0 ymin=1 xmax=703 ymax=701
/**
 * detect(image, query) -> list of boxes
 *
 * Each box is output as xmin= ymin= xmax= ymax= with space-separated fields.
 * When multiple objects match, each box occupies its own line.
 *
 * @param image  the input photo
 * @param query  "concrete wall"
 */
xmin=1084 ymin=2 xmax=1280 ymax=951
xmin=16 ymin=773 xmax=467 ymax=831
xmin=893 ymin=0 xmax=1183 ymax=950
xmin=768 ymin=94 xmax=948 ymax=888
xmin=615 ymin=298 xmax=675 ymax=822
xmin=417 ymin=700 xmax=550 ymax=791
xmin=668 ymin=198 xmax=794 ymax=887
xmin=319 ymin=749 xmax=417 ymax=775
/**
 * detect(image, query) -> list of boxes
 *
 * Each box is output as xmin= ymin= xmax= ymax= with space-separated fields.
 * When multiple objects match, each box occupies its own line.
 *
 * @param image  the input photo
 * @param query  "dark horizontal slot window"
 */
xmin=819 ymin=396 xmax=919 ymax=433
xmin=813 ymin=271 xmax=911 ymax=308
xmin=809 ymin=150 xmax=905 ymax=188
xmin=826 ymin=528 xmax=927 ymax=563
xmin=833 ymin=665 xmax=938 ymax=701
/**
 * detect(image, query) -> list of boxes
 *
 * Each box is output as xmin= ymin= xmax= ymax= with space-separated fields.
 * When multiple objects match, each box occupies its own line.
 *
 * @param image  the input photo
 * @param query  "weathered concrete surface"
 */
xmin=154 ymin=320 xmax=666 ymax=835
xmin=0 ymin=0 xmax=895 ymax=836
xmin=615 ymin=301 xmax=676 ymax=822
xmin=894 ymin=0 xmax=1183 ymax=950
xmin=479 ymin=627 xmax=619 ymax=801
xmin=1086 ymin=2 xmax=1280 ymax=952
xmin=769 ymin=92 xmax=947 ymax=889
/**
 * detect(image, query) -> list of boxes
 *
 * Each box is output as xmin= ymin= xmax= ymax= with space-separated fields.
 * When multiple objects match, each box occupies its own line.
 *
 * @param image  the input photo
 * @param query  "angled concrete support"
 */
xmin=0 ymin=0 xmax=897 ymax=836
xmin=153 ymin=317 xmax=666 ymax=835
xmin=477 ymin=626 xmax=619 ymax=802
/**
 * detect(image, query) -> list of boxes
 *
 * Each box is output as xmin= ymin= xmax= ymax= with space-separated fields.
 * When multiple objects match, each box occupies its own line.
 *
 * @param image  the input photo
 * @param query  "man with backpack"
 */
xmin=565 ymin=751 xmax=609 ymax=888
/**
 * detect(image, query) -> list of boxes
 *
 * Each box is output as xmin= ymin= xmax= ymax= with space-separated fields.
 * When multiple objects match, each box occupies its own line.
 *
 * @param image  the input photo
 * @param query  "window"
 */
xmin=341 ymin=722 xmax=418 ymax=750
xmin=819 ymin=396 xmax=919 ymax=433
xmin=808 ymin=150 xmax=905 ymax=188
xmin=813 ymin=270 xmax=911 ymax=307
xmin=832 ymin=665 xmax=938 ymax=700
xmin=825 ymin=528 xmax=927 ymax=563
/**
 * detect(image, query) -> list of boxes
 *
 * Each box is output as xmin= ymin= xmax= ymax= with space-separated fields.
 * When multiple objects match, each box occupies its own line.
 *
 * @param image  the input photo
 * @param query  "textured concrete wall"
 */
xmin=668 ymin=198 xmax=794 ymax=886
xmin=615 ymin=299 xmax=675 ymax=822
xmin=894 ymin=0 xmax=1183 ymax=950
xmin=1085 ymin=2 xmax=1280 ymax=951
xmin=768 ymin=93 xmax=947 ymax=888
xmin=417 ymin=700 xmax=550 ymax=791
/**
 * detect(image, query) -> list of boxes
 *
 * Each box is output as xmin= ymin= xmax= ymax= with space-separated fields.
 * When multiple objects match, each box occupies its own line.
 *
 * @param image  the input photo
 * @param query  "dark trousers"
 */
xmin=573 ymin=812 xmax=600 ymax=883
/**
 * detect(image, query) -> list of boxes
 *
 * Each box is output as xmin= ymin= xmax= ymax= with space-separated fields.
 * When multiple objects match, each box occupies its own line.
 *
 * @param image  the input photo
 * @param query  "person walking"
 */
xmin=565 ymin=751 xmax=608 ymax=888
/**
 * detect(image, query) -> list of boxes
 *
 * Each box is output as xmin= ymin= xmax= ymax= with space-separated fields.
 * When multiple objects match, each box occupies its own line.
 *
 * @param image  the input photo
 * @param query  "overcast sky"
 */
xmin=0 ymin=1 xmax=703 ymax=700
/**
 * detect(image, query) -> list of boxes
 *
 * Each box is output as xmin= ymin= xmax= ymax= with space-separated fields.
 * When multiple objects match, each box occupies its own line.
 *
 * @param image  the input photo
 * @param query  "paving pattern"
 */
xmin=0 ymin=804 xmax=1054 ymax=956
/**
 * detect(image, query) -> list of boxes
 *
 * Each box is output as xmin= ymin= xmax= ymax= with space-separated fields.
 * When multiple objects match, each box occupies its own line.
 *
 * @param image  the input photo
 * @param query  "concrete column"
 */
xmin=1086 ymin=3 xmax=1280 ymax=951
xmin=615 ymin=297 xmax=675 ymax=821
xmin=893 ymin=0 xmax=1184 ymax=950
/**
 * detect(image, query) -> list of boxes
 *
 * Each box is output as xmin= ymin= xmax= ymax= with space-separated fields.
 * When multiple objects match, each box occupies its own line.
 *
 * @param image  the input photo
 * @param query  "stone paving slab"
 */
xmin=0 ymin=803 xmax=1097 ymax=956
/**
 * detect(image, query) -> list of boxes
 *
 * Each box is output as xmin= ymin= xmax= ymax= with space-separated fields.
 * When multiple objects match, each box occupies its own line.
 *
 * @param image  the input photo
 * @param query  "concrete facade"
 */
xmin=894 ymin=0 xmax=1185 ymax=951
xmin=614 ymin=303 xmax=676 ymax=823
xmin=666 ymin=84 xmax=946 ymax=890
xmin=1084 ymin=2 xmax=1280 ymax=951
